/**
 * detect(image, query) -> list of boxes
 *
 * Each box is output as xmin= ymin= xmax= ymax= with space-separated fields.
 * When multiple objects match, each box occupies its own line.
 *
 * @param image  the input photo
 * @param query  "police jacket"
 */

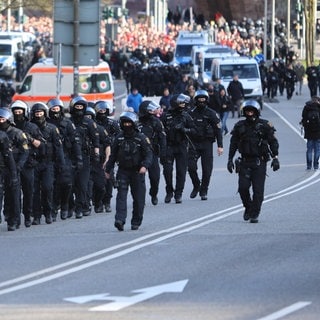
xmin=189 ymin=106 xmax=223 ymax=147
xmin=96 ymin=117 xmax=120 ymax=145
xmin=35 ymin=122 xmax=65 ymax=165
xmin=138 ymin=115 xmax=167 ymax=158
xmin=105 ymin=130 xmax=152 ymax=173
xmin=71 ymin=116 xmax=100 ymax=156
xmin=5 ymin=125 xmax=29 ymax=171
xmin=228 ymin=118 xmax=279 ymax=161
xmin=48 ymin=117 xmax=82 ymax=165
xmin=266 ymin=71 xmax=279 ymax=85
xmin=0 ymin=130 xmax=18 ymax=179
xmin=306 ymin=66 xmax=318 ymax=84
xmin=94 ymin=123 xmax=111 ymax=163
xmin=15 ymin=119 xmax=43 ymax=168
xmin=161 ymin=108 xmax=196 ymax=146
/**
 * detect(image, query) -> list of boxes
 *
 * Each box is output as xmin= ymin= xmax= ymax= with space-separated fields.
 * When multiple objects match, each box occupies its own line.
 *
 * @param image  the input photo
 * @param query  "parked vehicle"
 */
xmin=13 ymin=58 xmax=115 ymax=113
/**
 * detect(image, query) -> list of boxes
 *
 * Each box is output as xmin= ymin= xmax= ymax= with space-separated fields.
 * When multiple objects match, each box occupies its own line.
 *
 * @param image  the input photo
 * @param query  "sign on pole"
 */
xmin=53 ymin=0 xmax=100 ymax=66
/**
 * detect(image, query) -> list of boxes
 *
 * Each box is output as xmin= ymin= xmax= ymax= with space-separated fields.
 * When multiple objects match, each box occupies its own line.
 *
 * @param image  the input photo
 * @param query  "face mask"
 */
xmin=33 ymin=115 xmax=46 ymax=127
xmin=49 ymin=110 xmax=62 ymax=120
xmin=0 ymin=121 xmax=10 ymax=131
xmin=14 ymin=113 xmax=25 ymax=123
xmin=72 ymin=109 xmax=84 ymax=119
xmin=96 ymin=113 xmax=107 ymax=122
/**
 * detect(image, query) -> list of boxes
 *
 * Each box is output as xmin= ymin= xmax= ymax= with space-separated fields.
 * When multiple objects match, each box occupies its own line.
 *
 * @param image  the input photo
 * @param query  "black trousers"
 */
xmin=148 ymin=153 xmax=160 ymax=198
xmin=115 ymin=168 xmax=146 ymax=227
xmin=163 ymin=144 xmax=188 ymax=198
xmin=20 ymin=166 xmax=34 ymax=220
xmin=188 ymin=140 xmax=213 ymax=195
xmin=238 ymin=159 xmax=267 ymax=218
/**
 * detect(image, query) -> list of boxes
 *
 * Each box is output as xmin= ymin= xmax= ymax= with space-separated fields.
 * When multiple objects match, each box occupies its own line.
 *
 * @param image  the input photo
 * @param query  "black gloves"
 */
xmin=227 ymin=159 xmax=234 ymax=173
xmin=271 ymin=158 xmax=280 ymax=171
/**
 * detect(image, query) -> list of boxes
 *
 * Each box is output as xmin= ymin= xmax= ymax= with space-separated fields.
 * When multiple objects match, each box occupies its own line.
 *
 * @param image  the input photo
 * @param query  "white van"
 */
xmin=0 ymin=37 xmax=23 ymax=78
xmin=194 ymin=45 xmax=239 ymax=88
xmin=13 ymin=58 xmax=115 ymax=112
xmin=211 ymin=56 xmax=263 ymax=105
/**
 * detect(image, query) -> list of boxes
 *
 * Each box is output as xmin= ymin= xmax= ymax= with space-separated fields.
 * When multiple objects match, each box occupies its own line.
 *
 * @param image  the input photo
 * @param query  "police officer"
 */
xmin=284 ymin=63 xmax=297 ymax=100
xmin=227 ymin=100 xmax=280 ymax=223
xmin=94 ymin=100 xmax=120 ymax=212
xmin=30 ymin=102 xmax=65 ymax=225
xmin=69 ymin=96 xmax=100 ymax=219
xmin=138 ymin=100 xmax=167 ymax=205
xmin=10 ymin=100 xmax=42 ymax=227
xmin=306 ymin=62 xmax=319 ymax=97
xmin=188 ymin=90 xmax=223 ymax=200
xmin=84 ymin=105 xmax=111 ymax=214
xmin=105 ymin=111 xmax=152 ymax=231
xmin=0 ymin=108 xmax=28 ymax=231
xmin=47 ymin=98 xmax=83 ymax=221
xmin=0 ymin=129 xmax=19 ymax=229
xmin=161 ymin=93 xmax=196 ymax=203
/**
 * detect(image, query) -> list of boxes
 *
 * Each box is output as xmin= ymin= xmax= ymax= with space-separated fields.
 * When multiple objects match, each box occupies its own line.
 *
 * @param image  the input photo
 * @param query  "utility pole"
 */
xmin=73 ymin=0 xmax=80 ymax=97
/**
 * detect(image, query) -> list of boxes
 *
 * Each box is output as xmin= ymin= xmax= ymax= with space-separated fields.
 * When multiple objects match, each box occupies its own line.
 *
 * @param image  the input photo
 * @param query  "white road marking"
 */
xmin=256 ymin=301 xmax=312 ymax=320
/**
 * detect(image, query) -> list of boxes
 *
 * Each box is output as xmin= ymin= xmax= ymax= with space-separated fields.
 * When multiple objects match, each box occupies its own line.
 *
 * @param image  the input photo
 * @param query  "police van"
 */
xmin=193 ymin=45 xmax=239 ymax=88
xmin=173 ymin=31 xmax=212 ymax=73
xmin=211 ymin=56 xmax=263 ymax=106
xmin=13 ymin=58 xmax=115 ymax=113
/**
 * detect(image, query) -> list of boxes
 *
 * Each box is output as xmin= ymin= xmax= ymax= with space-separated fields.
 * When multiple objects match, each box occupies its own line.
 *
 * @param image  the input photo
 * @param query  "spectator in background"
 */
xmin=126 ymin=87 xmax=143 ymax=113
xmin=159 ymin=87 xmax=172 ymax=115
xmin=227 ymin=74 xmax=244 ymax=118
xmin=294 ymin=61 xmax=305 ymax=96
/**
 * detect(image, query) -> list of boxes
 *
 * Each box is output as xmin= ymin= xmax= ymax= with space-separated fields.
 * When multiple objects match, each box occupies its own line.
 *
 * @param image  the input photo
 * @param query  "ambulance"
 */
xmin=13 ymin=58 xmax=115 ymax=112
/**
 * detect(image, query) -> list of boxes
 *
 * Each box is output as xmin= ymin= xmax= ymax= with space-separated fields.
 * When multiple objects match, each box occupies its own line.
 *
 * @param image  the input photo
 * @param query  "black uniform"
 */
xmin=138 ymin=105 xmax=167 ymax=205
xmin=284 ymin=65 xmax=297 ymax=100
xmin=162 ymin=97 xmax=196 ymax=203
xmin=31 ymin=115 xmax=65 ymax=225
xmin=0 ymin=119 xmax=29 ymax=230
xmin=95 ymin=111 xmax=120 ymax=212
xmin=306 ymin=65 xmax=318 ymax=97
xmin=48 ymin=114 xmax=83 ymax=220
xmin=0 ymin=130 xmax=19 ymax=228
xmin=228 ymin=103 xmax=279 ymax=223
xmin=188 ymin=101 xmax=223 ymax=200
xmin=105 ymin=112 xmax=152 ymax=231
xmin=14 ymin=114 xmax=43 ymax=227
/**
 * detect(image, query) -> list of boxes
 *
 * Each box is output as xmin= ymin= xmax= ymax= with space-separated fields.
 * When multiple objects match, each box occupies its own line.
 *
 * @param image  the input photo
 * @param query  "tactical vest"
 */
xmin=116 ymin=135 xmax=143 ymax=169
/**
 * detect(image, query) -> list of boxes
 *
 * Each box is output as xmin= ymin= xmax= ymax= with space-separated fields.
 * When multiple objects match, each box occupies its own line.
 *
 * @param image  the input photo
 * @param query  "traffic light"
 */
xmin=102 ymin=7 xmax=109 ymax=20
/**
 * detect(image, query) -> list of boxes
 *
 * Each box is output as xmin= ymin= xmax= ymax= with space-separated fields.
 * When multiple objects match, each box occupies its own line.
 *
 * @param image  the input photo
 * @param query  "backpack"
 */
xmin=303 ymin=106 xmax=320 ymax=131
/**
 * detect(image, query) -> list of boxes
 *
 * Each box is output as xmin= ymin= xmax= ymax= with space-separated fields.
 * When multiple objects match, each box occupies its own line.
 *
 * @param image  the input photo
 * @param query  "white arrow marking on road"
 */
xmin=65 ymin=279 xmax=188 ymax=312
xmin=64 ymin=293 xmax=111 ymax=304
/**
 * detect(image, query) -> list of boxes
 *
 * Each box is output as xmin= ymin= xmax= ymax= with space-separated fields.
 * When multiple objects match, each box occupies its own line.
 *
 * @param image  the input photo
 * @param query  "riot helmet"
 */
xmin=85 ymin=104 xmax=96 ymax=120
xmin=170 ymin=94 xmax=190 ymax=110
xmin=10 ymin=100 xmax=29 ymax=123
xmin=119 ymin=111 xmax=138 ymax=136
xmin=194 ymin=89 xmax=209 ymax=108
xmin=0 ymin=108 xmax=13 ymax=131
xmin=47 ymin=97 xmax=64 ymax=120
xmin=69 ymin=95 xmax=87 ymax=119
xmin=31 ymin=102 xmax=49 ymax=127
xmin=94 ymin=100 xmax=113 ymax=119
xmin=241 ymin=99 xmax=261 ymax=122
xmin=138 ymin=100 xmax=160 ymax=118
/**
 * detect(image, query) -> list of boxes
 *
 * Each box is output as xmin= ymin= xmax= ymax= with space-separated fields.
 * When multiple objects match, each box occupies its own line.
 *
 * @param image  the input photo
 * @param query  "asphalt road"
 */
xmin=0 ymin=81 xmax=319 ymax=320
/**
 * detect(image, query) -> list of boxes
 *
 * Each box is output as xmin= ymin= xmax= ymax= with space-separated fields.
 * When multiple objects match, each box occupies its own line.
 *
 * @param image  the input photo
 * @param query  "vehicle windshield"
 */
xmin=220 ymin=64 xmax=259 ymax=79
xmin=0 ymin=44 xmax=12 ymax=56
xmin=175 ymin=45 xmax=194 ymax=57
xmin=78 ymin=73 xmax=112 ymax=93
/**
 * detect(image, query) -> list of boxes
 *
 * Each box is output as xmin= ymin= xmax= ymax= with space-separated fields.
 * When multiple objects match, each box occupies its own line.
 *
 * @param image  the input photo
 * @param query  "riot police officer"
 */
xmin=105 ymin=111 xmax=152 ymax=231
xmin=188 ymin=90 xmax=223 ymax=200
xmin=30 ymin=102 xmax=65 ymax=225
xmin=138 ymin=100 xmax=167 ymax=205
xmin=161 ymin=93 xmax=196 ymax=203
xmin=69 ymin=96 xmax=100 ymax=219
xmin=84 ymin=105 xmax=111 ymax=214
xmin=227 ymin=100 xmax=280 ymax=223
xmin=47 ymin=97 xmax=83 ymax=221
xmin=10 ymin=100 xmax=42 ymax=227
xmin=0 ymin=129 xmax=19 ymax=229
xmin=0 ymin=108 xmax=28 ymax=231
xmin=94 ymin=100 xmax=120 ymax=212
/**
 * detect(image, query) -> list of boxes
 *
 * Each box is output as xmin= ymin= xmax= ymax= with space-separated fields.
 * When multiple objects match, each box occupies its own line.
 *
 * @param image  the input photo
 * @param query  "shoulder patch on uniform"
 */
xmin=55 ymin=127 xmax=60 ymax=134
xmin=21 ymin=132 xmax=27 ymax=139
xmin=146 ymin=137 xmax=151 ymax=144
